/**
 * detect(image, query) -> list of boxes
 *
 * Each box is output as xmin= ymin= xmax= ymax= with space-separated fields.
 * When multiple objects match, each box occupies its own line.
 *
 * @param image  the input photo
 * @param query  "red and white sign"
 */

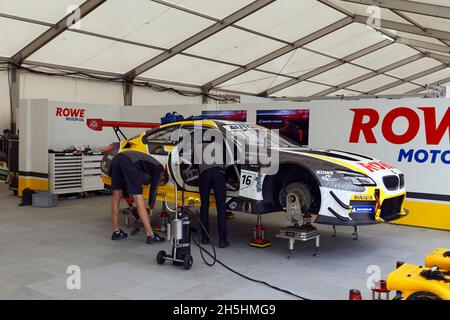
xmin=55 ymin=107 xmax=86 ymax=122
xmin=349 ymin=107 xmax=450 ymax=145
xmin=307 ymin=98 xmax=450 ymax=197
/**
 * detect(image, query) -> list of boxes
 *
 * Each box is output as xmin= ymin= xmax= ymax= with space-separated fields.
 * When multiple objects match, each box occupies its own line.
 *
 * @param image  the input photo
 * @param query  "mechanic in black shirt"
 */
xmin=198 ymin=130 xmax=229 ymax=248
xmin=110 ymin=151 xmax=165 ymax=244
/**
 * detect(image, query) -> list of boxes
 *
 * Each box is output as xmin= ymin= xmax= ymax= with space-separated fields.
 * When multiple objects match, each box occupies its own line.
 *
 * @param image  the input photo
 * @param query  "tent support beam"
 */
xmin=408 ymin=76 xmax=450 ymax=94
xmin=396 ymin=37 xmax=450 ymax=54
xmin=340 ymin=0 xmax=450 ymax=20
xmin=273 ymin=92 xmax=426 ymax=102
xmin=390 ymin=10 xmax=450 ymax=48
xmin=123 ymin=82 xmax=133 ymax=106
xmin=259 ymin=39 xmax=392 ymax=96
xmin=8 ymin=66 xmax=20 ymax=134
xmin=202 ymin=17 xmax=353 ymax=91
xmin=314 ymin=53 xmax=425 ymax=96
xmin=352 ymin=14 xmax=450 ymax=42
xmin=124 ymin=0 xmax=275 ymax=80
xmin=11 ymin=0 xmax=107 ymax=64
xmin=368 ymin=65 xmax=447 ymax=95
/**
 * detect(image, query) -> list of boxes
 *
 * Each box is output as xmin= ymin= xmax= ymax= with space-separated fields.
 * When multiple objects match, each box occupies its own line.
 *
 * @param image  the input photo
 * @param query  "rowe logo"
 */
xmin=349 ymin=107 xmax=450 ymax=145
xmin=349 ymin=107 xmax=450 ymax=165
xmin=358 ymin=161 xmax=395 ymax=173
xmin=56 ymin=107 xmax=86 ymax=122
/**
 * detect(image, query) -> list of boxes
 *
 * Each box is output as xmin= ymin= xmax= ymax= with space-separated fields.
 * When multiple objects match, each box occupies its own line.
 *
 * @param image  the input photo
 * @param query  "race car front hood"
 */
xmin=277 ymin=147 xmax=405 ymax=195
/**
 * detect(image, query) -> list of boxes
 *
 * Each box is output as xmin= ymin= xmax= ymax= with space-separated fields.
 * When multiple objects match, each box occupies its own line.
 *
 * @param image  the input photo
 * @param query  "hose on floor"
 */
xmin=186 ymin=207 xmax=311 ymax=300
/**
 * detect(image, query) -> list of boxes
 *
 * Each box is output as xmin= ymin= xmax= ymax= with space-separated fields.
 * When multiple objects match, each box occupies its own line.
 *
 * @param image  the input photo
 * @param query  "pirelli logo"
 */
xmin=352 ymin=195 xmax=376 ymax=201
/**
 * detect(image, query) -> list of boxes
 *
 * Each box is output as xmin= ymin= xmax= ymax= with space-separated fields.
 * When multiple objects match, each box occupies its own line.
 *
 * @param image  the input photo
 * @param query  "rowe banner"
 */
xmin=308 ymin=98 xmax=450 ymax=203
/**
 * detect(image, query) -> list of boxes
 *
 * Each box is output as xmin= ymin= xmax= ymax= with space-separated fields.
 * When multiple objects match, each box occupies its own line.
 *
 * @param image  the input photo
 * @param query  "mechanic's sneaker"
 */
xmin=111 ymin=229 xmax=128 ymax=241
xmin=219 ymin=239 xmax=229 ymax=248
xmin=147 ymin=234 xmax=165 ymax=244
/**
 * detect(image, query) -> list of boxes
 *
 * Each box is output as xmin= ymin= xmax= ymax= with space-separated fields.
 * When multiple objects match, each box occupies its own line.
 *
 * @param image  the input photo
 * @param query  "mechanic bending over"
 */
xmin=197 ymin=129 xmax=229 ymax=248
xmin=110 ymin=151 xmax=165 ymax=244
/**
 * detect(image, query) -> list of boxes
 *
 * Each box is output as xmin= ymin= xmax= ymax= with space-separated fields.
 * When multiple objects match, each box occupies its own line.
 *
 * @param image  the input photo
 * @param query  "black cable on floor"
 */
xmin=187 ymin=208 xmax=311 ymax=300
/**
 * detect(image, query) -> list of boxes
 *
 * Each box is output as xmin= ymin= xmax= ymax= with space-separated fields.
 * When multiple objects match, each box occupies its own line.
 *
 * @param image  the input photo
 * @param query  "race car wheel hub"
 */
xmin=279 ymin=182 xmax=312 ymax=212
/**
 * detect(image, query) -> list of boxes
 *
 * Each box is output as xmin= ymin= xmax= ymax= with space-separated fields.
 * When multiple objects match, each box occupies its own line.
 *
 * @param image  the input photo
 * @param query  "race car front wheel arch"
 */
xmin=263 ymin=164 xmax=321 ymax=213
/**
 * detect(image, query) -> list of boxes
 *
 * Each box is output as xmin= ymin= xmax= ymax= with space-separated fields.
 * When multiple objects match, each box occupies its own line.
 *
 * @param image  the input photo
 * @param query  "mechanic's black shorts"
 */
xmin=111 ymin=154 xmax=147 ymax=195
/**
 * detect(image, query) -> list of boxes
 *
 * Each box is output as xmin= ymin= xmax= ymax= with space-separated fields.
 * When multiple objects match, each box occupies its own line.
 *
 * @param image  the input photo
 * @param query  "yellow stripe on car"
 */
xmin=160 ymin=120 xmax=218 ymax=129
xmin=301 ymin=153 xmax=365 ymax=173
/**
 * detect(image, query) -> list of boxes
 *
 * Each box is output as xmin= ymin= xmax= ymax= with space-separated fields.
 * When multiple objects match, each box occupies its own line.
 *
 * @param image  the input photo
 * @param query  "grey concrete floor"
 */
xmin=0 ymin=183 xmax=448 ymax=300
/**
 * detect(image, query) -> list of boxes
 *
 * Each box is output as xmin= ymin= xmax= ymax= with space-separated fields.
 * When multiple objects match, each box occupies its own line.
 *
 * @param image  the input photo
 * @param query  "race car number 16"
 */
xmin=241 ymin=174 xmax=253 ymax=186
xmin=239 ymin=170 xmax=262 ymax=200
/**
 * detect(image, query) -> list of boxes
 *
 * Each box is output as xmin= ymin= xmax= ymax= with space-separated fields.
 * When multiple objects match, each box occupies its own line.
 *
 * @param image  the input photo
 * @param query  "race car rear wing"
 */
xmin=86 ymin=118 xmax=160 ymax=141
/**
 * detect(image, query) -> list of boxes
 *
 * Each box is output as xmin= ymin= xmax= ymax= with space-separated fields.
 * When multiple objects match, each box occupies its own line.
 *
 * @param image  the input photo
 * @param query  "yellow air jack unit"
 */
xmin=425 ymin=248 xmax=450 ymax=270
xmin=349 ymin=251 xmax=450 ymax=300
xmin=386 ymin=263 xmax=450 ymax=300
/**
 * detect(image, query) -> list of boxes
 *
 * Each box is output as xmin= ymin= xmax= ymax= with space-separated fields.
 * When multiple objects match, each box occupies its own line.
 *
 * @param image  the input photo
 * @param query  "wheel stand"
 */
xmin=277 ymin=222 xmax=320 ymax=259
xmin=276 ymin=194 xmax=320 ymax=259
xmin=331 ymin=225 xmax=359 ymax=240
xmin=352 ymin=225 xmax=359 ymax=240
xmin=249 ymin=213 xmax=272 ymax=248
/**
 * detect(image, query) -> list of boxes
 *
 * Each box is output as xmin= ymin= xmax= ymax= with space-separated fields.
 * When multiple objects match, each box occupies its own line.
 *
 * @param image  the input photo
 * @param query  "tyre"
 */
xmin=156 ymin=250 xmax=166 ymax=265
xmin=406 ymin=291 xmax=442 ymax=300
xmin=183 ymin=254 xmax=193 ymax=270
xmin=279 ymin=182 xmax=312 ymax=213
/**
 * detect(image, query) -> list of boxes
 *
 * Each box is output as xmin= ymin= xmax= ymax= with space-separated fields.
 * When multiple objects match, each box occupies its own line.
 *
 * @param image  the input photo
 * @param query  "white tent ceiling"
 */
xmin=2 ymin=0 xmax=450 ymax=98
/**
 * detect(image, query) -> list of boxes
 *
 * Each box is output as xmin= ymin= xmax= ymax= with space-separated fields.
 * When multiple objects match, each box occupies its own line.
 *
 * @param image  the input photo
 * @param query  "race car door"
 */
xmin=168 ymin=126 xmax=240 ymax=194
xmin=167 ymin=125 xmax=201 ymax=192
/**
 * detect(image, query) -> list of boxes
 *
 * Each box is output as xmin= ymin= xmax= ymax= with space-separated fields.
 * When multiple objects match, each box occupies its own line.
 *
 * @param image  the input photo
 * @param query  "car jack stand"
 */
xmin=352 ymin=225 xmax=359 ymax=240
xmin=249 ymin=213 xmax=272 ymax=248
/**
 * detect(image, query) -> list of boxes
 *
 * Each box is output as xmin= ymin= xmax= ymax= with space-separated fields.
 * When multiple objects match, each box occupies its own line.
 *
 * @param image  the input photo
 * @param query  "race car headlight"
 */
xmin=337 ymin=171 xmax=377 ymax=186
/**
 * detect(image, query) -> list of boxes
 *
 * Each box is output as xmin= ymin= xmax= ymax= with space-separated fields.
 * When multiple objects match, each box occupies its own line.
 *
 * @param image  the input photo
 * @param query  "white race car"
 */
xmin=97 ymin=119 xmax=408 ymax=226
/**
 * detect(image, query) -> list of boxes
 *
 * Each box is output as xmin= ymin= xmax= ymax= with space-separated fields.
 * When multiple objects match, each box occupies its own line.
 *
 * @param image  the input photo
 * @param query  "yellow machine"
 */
xmin=425 ymin=247 xmax=450 ymax=271
xmin=386 ymin=248 xmax=450 ymax=300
